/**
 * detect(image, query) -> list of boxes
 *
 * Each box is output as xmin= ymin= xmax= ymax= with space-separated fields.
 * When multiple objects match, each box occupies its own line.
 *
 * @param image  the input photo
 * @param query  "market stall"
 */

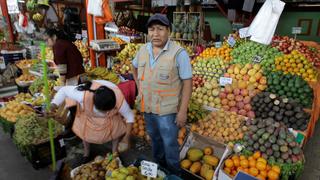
xmin=0 ymin=0 xmax=320 ymax=180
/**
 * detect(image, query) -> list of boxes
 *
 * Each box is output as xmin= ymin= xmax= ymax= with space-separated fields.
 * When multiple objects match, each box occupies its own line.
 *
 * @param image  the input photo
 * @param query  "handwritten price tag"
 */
xmin=215 ymin=42 xmax=222 ymax=48
xmin=252 ymin=55 xmax=262 ymax=63
xmin=141 ymin=160 xmax=158 ymax=178
xmin=219 ymin=77 xmax=232 ymax=86
xmin=292 ymin=27 xmax=302 ymax=34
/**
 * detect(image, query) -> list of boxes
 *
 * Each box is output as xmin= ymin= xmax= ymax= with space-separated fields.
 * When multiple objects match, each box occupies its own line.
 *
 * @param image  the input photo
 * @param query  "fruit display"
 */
xmin=112 ymin=60 xmax=132 ymax=75
xmin=187 ymin=100 xmax=209 ymax=123
xmin=231 ymin=41 xmax=282 ymax=71
xmin=15 ymin=59 xmax=36 ymax=69
xmin=272 ymin=36 xmax=320 ymax=65
xmin=32 ymin=13 xmax=43 ymax=21
xmin=118 ymin=26 xmax=140 ymax=36
xmin=16 ymin=74 xmax=36 ymax=82
xmin=242 ymin=118 xmax=304 ymax=165
xmin=192 ymin=75 xmax=205 ymax=89
xmin=192 ymin=57 xmax=228 ymax=80
xmin=86 ymin=67 xmax=121 ymax=84
xmin=116 ymin=43 xmax=143 ymax=61
xmin=224 ymin=64 xmax=267 ymax=91
xmin=12 ymin=93 xmax=33 ymax=102
xmin=29 ymin=78 xmax=55 ymax=95
xmin=111 ymin=37 xmax=126 ymax=45
xmin=175 ymin=41 xmax=194 ymax=56
xmin=73 ymin=155 xmax=120 ymax=180
xmin=106 ymin=165 xmax=165 ymax=180
xmin=172 ymin=14 xmax=198 ymax=40
xmin=251 ymin=92 xmax=310 ymax=131
xmin=13 ymin=115 xmax=63 ymax=147
xmin=274 ymin=50 xmax=318 ymax=82
xmin=196 ymin=45 xmax=233 ymax=62
xmin=0 ymin=101 xmax=35 ymax=122
xmin=192 ymin=79 xmax=221 ymax=109
xmin=132 ymin=111 xmax=146 ymax=138
xmin=223 ymin=153 xmax=281 ymax=179
xmin=219 ymin=82 xmax=257 ymax=118
xmin=266 ymin=71 xmax=313 ymax=108
xmin=74 ymin=40 xmax=89 ymax=58
xmin=191 ymin=110 xmax=247 ymax=143
xmin=180 ymin=147 xmax=219 ymax=180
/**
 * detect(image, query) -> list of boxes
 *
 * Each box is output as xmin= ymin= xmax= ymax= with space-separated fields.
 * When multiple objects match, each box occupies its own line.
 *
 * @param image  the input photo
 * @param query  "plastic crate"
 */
xmin=22 ymin=136 xmax=67 ymax=169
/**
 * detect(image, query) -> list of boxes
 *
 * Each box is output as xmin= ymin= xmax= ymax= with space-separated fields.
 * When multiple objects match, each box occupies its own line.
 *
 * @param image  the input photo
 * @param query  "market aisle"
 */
xmin=301 ymin=121 xmax=320 ymax=180
xmin=0 ymin=129 xmax=52 ymax=180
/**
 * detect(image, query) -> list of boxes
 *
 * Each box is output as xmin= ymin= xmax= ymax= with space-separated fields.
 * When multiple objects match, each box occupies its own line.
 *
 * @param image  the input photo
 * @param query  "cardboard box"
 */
xmin=179 ymin=132 xmax=232 ymax=180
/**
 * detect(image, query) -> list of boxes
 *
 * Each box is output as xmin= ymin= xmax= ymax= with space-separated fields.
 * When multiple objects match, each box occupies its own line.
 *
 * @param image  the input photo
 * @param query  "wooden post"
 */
xmin=0 ymin=0 xmax=15 ymax=42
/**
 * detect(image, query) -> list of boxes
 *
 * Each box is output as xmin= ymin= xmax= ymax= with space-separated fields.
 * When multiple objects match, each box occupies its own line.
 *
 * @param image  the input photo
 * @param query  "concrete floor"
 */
xmin=0 ymin=122 xmax=319 ymax=180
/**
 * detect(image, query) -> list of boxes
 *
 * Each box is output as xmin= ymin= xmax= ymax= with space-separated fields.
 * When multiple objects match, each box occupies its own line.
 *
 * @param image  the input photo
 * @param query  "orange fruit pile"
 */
xmin=197 ymin=45 xmax=233 ymax=62
xmin=223 ymin=151 xmax=281 ymax=180
xmin=274 ymin=50 xmax=317 ymax=82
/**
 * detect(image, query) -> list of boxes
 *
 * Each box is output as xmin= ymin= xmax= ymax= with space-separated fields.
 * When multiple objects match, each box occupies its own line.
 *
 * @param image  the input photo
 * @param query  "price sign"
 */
xmin=0 ymin=56 xmax=5 ymax=69
xmin=239 ymin=27 xmax=250 ymax=38
xmin=219 ymin=77 xmax=233 ymax=86
xmin=82 ymin=30 xmax=88 ymax=39
xmin=252 ymin=55 xmax=262 ymax=63
xmin=215 ymin=42 xmax=222 ymax=48
xmin=75 ymin=34 xmax=82 ymax=40
xmin=141 ymin=160 xmax=158 ymax=178
xmin=292 ymin=27 xmax=302 ymax=34
xmin=227 ymin=36 xmax=236 ymax=47
xmin=6 ymin=0 xmax=19 ymax=14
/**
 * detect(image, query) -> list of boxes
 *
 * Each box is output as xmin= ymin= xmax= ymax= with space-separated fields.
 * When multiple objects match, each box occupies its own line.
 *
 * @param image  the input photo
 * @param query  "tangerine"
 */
xmin=240 ymin=159 xmax=249 ymax=168
xmin=225 ymin=159 xmax=234 ymax=168
xmin=267 ymin=170 xmax=279 ymax=180
xmin=256 ymin=161 xmax=267 ymax=171
xmin=249 ymin=167 xmax=259 ymax=176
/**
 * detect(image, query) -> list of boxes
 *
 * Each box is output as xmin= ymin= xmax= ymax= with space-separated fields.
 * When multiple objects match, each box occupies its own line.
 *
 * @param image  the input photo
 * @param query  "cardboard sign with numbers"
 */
xmin=252 ymin=55 xmax=262 ymax=63
xmin=141 ymin=160 xmax=158 ymax=178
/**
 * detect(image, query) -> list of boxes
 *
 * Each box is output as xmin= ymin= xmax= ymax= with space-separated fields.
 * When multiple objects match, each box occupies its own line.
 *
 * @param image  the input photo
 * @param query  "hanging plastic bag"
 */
xmin=87 ymin=0 xmax=103 ymax=16
xmin=248 ymin=0 xmax=285 ymax=45
xmin=95 ymin=0 xmax=113 ymax=24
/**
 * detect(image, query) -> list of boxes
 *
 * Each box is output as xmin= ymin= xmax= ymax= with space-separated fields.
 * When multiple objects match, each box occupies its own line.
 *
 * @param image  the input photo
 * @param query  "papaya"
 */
xmin=205 ymin=169 xmax=214 ymax=180
xmin=203 ymin=155 xmax=219 ymax=167
xmin=187 ymin=148 xmax=204 ymax=161
xmin=180 ymin=159 xmax=192 ymax=169
xmin=189 ymin=162 xmax=202 ymax=174
xmin=200 ymin=163 xmax=212 ymax=177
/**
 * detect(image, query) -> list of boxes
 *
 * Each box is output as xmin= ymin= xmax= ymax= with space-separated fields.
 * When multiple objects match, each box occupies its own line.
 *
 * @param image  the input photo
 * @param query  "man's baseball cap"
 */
xmin=146 ymin=14 xmax=170 ymax=27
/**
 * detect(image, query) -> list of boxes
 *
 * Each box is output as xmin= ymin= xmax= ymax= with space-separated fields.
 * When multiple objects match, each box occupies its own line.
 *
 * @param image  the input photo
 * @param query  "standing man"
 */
xmin=132 ymin=14 xmax=192 ymax=175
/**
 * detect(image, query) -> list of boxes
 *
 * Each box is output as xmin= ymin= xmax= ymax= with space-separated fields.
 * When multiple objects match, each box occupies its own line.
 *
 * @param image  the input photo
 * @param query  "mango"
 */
xmin=189 ymin=161 xmax=202 ymax=174
xmin=200 ymin=163 xmax=212 ymax=177
xmin=203 ymin=155 xmax=219 ymax=167
xmin=187 ymin=148 xmax=204 ymax=162
xmin=180 ymin=159 xmax=192 ymax=169
xmin=205 ymin=169 xmax=214 ymax=180
xmin=204 ymin=147 xmax=213 ymax=155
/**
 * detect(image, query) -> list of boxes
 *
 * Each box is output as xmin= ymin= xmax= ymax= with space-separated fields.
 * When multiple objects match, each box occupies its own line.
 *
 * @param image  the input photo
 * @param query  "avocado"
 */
xmin=274 ymin=151 xmax=280 ymax=158
xmin=277 ymin=139 xmax=286 ymax=146
xmin=285 ymin=111 xmax=294 ymax=116
xmin=265 ymin=142 xmax=272 ymax=148
xmin=266 ymin=148 xmax=273 ymax=156
xmin=272 ymin=106 xmax=280 ymax=112
xmin=281 ymin=152 xmax=289 ymax=160
xmin=268 ymin=111 xmax=276 ymax=117
xmin=272 ymin=144 xmax=280 ymax=151
xmin=280 ymin=145 xmax=289 ymax=153
xmin=262 ymin=133 xmax=270 ymax=140
xmin=258 ymin=138 xmax=265 ymax=145
xmin=277 ymin=158 xmax=284 ymax=164
xmin=259 ymin=146 xmax=266 ymax=152
xmin=257 ymin=129 xmax=266 ymax=136
xmin=269 ymin=135 xmax=277 ymax=144
xmin=254 ymin=143 xmax=260 ymax=150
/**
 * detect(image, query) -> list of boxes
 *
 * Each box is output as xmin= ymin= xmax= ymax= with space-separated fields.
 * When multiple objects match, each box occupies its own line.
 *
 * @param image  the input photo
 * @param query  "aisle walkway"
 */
xmin=0 ymin=123 xmax=319 ymax=180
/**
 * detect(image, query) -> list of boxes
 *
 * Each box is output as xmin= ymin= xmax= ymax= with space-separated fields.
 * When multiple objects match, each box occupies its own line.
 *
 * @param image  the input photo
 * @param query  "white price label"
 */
xmin=0 ymin=56 xmax=6 ymax=69
xmin=6 ymin=0 xmax=19 ymax=14
xmin=82 ymin=30 xmax=88 ymax=39
xmin=227 ymin=36 xmax=236 ymax=47
xmin=252 ymin=55 xmax=262 ymax=63
xmin=141 ymin=160 xmax=158 ymax=178
xmin=215 ymin=42 xmax=222 ymax=48
xmin=219 ymin=77 xmax=233 ymax=86
xmin=239 ymin=27 xmax=250 ymax=38
xmin=292 ymin=27 xmax=302 ymax=34
xmin=75 ymin=34 xmax=82 ymax=39
xmin=59 ymin=139 xmax=65 ymax=147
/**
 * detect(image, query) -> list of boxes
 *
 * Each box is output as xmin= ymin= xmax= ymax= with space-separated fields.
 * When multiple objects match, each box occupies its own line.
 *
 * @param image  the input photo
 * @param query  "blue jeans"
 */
xmin=144 ymin=113 xmax=181 ymax=174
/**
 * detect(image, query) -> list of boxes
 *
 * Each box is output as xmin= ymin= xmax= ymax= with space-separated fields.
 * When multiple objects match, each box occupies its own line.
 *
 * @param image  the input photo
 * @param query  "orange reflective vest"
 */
xmin=72 ymin=82 xmax=127 ymax=144
xmin=136 ymin=41 xmax=183 ymax=116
